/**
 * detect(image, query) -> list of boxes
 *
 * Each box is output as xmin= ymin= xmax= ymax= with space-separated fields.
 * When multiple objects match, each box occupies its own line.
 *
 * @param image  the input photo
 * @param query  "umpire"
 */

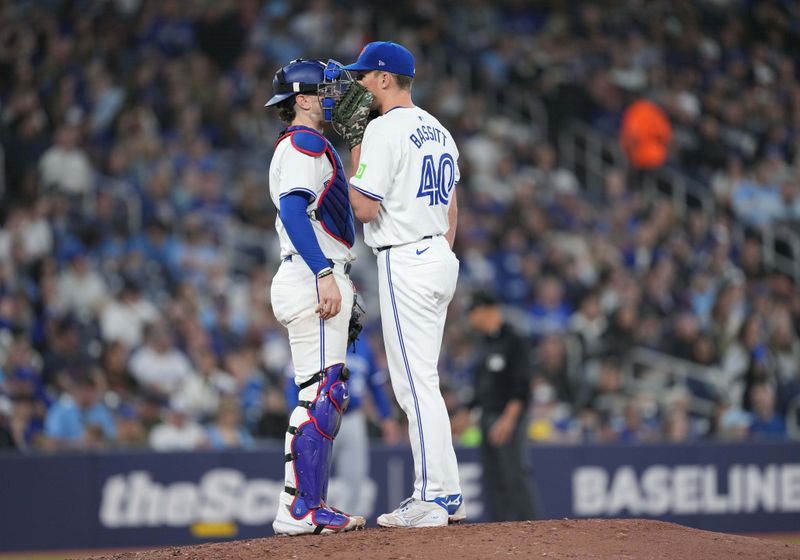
xmin=467 ymin=290 xmax=537 ymax=521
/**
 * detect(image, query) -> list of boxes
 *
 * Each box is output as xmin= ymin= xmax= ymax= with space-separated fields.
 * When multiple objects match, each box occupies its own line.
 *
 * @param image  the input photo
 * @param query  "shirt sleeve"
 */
xmin=276 ymin=147 xmax=320 ymax=201
xmin=349 ymin=120 xmax=395 ymax=201
xmin=279 ymin=193 xmax=330 ymax=275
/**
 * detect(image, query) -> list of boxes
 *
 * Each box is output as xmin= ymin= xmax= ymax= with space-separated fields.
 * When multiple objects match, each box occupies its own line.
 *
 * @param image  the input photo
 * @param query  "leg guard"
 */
xmin=286 ymin=363 xmax=350 ymax=520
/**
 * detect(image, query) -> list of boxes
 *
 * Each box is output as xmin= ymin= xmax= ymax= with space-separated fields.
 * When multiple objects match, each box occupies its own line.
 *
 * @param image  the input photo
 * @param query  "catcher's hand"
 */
xmin=347 ymin=295 xmax=365 ymax=349
xmin=332 ymin=82 xmax=374 ymax=150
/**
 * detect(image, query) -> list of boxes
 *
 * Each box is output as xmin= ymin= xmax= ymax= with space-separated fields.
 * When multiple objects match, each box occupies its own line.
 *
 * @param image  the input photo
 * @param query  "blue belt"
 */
xmin=283 ymin=255 xmax=352 ymax=275
xmin=377 ymin=234 xmax=436 ymax=253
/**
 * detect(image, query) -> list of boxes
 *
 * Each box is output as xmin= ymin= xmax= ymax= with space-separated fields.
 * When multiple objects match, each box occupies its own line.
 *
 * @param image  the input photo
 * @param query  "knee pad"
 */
xmin=308 ymin=362 xmax=350 ymax=438
xmin=286 ymin=363 xmax=350 ymax=518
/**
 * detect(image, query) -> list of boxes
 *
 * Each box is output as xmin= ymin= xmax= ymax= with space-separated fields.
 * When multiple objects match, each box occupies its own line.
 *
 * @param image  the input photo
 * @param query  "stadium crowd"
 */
xmin=0 ymin=0 xmax=799 ymax=452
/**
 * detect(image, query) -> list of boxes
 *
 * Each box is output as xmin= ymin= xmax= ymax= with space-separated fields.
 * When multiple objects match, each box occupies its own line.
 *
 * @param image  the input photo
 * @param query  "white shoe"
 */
xmin=377 ymin=498 xmax=448 ymax=528
xmin=273 ymin=492 xmax=365 ymax=536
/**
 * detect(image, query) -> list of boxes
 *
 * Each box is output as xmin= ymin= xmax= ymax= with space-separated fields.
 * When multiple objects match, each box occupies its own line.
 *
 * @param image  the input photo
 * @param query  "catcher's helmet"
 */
xmin=265 ymin=58 xmax=353 ymax=123
xmin=264 ymin=58 xmax=327 ymax=107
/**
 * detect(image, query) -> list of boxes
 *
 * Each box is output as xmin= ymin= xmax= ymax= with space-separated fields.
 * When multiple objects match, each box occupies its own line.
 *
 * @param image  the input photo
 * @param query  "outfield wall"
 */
xmin=0 ymin=442 xmax=798 ymax=552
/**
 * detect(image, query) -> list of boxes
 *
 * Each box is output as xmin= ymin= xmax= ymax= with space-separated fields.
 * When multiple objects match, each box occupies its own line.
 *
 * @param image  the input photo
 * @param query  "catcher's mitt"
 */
xmin=347 ymin=294 xmax=365 ymax=349
xmin=332 ymin=82 xmax=374 ymax=149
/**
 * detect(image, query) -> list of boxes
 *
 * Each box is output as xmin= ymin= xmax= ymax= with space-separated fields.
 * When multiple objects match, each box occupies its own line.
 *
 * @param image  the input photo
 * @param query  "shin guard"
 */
xmin=286 ymin=363 xmax=350 ymax=519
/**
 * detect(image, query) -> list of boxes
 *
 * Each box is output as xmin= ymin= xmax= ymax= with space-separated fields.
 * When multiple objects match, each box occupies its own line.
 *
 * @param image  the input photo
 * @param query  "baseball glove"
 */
xmin=347 ymin=295 xmax=365 ymax=349
xmin=332 ymin=82 xmax=374 ymax=149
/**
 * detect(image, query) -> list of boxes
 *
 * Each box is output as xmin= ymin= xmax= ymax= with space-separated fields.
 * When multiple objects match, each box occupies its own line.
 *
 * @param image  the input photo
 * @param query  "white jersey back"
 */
xmin=269 ymin=139 xmax=355 ymax=262
xmin=349 ymin=106 xmax=459 ymax=248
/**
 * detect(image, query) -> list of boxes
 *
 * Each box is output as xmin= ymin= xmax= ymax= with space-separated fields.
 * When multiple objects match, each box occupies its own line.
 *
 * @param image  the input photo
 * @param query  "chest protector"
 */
xmin=276 ymin=126 xmax=355 ymax=248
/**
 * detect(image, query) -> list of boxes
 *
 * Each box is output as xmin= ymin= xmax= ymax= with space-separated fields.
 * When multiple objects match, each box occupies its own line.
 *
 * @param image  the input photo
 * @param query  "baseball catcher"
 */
xmin=265 ymin=58 xmax=364 ymax=535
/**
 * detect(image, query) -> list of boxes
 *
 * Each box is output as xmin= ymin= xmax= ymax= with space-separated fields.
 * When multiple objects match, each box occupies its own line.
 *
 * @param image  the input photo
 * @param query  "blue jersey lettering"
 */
xmin=409 ymin=125 xmax=448 ymax=149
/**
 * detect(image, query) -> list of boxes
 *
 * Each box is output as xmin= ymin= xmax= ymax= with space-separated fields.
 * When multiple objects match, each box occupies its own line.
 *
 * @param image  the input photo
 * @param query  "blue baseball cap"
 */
xmin=344 ymin=41 xmax=415 ymax=78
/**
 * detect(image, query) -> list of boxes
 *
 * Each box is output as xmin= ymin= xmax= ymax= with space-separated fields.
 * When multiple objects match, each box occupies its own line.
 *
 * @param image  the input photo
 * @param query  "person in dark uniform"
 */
xmin=466 ymin=290 xmax=537 ymax=521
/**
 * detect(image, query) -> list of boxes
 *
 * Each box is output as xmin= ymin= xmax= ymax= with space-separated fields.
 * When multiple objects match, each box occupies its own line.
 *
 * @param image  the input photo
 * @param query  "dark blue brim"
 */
xmin=264 ymin=92 xmax=295 ymax=107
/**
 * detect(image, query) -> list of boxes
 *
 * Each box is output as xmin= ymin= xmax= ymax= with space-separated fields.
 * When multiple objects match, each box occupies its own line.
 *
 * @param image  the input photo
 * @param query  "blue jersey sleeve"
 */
xmin=279 ymin=192 xmax=330 ymax=275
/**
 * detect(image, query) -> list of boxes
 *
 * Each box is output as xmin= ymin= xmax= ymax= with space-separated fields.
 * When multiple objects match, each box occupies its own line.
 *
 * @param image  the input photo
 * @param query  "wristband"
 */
xmin=317 ymin=267 xmax=334 ymax=279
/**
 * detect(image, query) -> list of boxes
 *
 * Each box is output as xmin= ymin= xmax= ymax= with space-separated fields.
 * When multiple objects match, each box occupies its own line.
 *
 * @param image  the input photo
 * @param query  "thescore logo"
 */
xmin=573 ymin=464 xmax=800 ymax=516
xmin=99 ymin=470 xmax=282 ymax=528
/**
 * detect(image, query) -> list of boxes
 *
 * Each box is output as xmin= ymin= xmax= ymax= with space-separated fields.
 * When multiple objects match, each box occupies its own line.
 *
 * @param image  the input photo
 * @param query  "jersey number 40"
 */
xmin=416 ymin=153 xmax=456 ymax=206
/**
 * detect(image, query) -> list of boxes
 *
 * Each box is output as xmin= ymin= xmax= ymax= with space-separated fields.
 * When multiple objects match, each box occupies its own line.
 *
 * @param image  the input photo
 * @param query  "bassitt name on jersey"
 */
xmin=99 ymin=469 xmax=282 ymax=528
xmin=573 ymin=463 xmax=800 ymax=516
xmin=409 ymin=124 xmax=447 ymax=149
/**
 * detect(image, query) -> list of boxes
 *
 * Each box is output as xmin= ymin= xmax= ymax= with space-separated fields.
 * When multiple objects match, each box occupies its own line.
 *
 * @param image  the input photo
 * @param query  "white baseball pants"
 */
xmin=271 ymin=256 xmax=354 ymax=494
xmin=271 ymin=256 xmax=354 ymax=382
xmin=376 ymin=235 xmax=461 ymax=501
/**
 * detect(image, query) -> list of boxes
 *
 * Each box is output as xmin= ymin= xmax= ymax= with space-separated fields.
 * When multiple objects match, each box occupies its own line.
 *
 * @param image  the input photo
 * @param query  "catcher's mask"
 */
xmin=319 ymin=59 xmax=353 ymax=125
xmin=265 ymin=58 xmax=352 ymax=124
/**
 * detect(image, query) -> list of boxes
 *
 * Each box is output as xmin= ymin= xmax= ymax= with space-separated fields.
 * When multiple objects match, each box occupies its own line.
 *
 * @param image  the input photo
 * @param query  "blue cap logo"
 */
xmin=344 ymin=41 xmax=415 ymax=78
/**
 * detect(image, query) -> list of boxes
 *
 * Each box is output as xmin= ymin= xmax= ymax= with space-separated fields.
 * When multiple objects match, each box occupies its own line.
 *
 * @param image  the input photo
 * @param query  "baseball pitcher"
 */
xmin=334 ymin=41 xmax=466 ymax=528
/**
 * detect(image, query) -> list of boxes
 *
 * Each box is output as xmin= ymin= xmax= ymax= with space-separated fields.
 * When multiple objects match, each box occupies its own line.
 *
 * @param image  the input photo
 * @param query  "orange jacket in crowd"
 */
xmin=620 ymin=99 xmax=672 ymax=170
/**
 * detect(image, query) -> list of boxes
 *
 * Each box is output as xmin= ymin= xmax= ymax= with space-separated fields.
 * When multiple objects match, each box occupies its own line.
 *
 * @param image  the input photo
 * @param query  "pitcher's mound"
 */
xmin=85 ymin=519 xmax=799 ymax=560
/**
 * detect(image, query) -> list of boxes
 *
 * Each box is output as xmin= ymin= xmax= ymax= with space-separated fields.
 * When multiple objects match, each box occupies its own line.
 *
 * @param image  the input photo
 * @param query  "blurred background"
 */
xmin=0 ymin=0 xmax=799 ymax=555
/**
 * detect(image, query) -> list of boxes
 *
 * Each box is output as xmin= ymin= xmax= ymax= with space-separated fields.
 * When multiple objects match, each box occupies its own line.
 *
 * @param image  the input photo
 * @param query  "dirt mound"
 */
xmin=82 ymin=519 xmax=799 ymax=560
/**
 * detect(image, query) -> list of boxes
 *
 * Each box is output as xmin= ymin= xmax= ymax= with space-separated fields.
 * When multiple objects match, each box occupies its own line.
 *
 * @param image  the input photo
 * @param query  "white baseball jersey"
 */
xmin=352 ymin=105 xmax=463 ymax=505
xmin=349 ymin=107 xmax=460 ymax=248
xmin=269 ymin=139 xmax=355 ymax=262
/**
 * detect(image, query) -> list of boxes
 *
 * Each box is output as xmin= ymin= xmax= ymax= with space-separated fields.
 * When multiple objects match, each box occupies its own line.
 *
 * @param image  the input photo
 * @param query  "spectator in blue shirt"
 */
xmin=206 ymin=397 xmax=254 ymax=450
xmin=528 ymin=276 xmax=573 ymax=338
xmin=44 ymin=377 xmax=116 ymax=449
xmin=730 ymin=162 xmax=783 ymax=227
xmin=748 ymin=382 xmax=787 ymax=439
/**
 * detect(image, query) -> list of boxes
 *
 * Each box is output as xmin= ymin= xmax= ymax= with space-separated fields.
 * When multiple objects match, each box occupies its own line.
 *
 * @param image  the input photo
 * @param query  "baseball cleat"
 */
xmin=377 ymin=498 xmax=448 ymax=528
xmin=322 ymin=501 xmax=367 ymax=527
xmin=432 ymin=493 xmax=466 ymax=523
xmin=273 ymin=493 xmax=365 ymax=536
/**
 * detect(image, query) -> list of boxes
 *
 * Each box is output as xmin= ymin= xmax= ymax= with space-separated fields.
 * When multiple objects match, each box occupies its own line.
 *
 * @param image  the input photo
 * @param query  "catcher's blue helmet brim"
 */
xmin=264 ymin=92 xmax=296 ymax=107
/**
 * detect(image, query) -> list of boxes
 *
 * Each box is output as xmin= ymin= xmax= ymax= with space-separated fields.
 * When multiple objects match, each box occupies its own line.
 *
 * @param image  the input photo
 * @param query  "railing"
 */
xmin=558 ymin=119 xmax=715 ymax=221
xmin=425 ymin=46 xmax=549 ymax=140
xmin=639 ymin=167 xmax=714 ymax=222
xmin=373 ymin=15 xmax=549 ymax=142
xmin=756 ymin=223 xmax=800 ymax=282
xmin=558 ymin=118 xmax=800 ymax=282
xmin=624 ymin=347 xmax=728 ymax=418
xmin=558 ymin=118 xmax=626 ymax=196
xmin=84 ymin=176 xmax=142 ymax=235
